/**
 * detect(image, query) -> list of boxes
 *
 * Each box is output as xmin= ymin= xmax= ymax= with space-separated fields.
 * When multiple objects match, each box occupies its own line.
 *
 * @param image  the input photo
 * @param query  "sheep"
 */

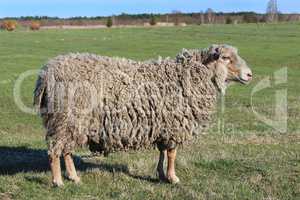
xmin=34 ymin=44 xmax=252 ymax=186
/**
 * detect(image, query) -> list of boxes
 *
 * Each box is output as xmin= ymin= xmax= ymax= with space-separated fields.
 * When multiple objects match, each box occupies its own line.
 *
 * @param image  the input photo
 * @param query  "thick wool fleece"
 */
xmin=34 ymin=49 xmax=221 ymax=157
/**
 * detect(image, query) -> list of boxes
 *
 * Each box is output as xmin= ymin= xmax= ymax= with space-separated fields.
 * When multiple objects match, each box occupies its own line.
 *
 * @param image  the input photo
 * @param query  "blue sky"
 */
xmin=0 ymin=0 xmax=299 ymax=18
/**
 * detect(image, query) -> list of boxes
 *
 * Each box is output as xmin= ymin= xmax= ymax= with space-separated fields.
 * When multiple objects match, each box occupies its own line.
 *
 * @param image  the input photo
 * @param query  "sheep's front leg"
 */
xmin=167 ymin=148 xmax=180 ymax=184
xmin=157 ymin=150 xmax=167 ymax=181
xmin=64 ymin=154 xmax=80 ymax=184
xmin=49 ymin=155 xmax=64 ymax=187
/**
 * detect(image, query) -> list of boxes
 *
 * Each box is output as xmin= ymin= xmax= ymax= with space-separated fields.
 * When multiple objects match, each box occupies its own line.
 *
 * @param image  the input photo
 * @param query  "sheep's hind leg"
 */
xmin=49 ymin=154 xmax=64 ymax=187
xmin=167 ymin=148 xmax=180 ymax=184
xmin=157 ymin=150 xmax=167 ymax=181
xmin=64 ymin=154 xmax=80 ymax=184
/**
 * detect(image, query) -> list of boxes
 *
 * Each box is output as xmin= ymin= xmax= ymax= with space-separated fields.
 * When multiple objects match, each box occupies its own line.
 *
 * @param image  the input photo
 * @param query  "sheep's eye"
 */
xmin=222 ymin=56 xmax=231 ymax=61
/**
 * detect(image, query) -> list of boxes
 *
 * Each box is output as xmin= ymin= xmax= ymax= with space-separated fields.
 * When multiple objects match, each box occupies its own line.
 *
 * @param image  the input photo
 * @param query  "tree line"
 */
xmin=1 ymin=0 xmax=299 ymax=30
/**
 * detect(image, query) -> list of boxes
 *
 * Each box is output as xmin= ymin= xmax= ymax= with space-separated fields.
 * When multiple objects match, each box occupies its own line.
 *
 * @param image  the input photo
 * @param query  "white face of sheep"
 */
xmin=209 ymin=45 xmax=252 ymax=94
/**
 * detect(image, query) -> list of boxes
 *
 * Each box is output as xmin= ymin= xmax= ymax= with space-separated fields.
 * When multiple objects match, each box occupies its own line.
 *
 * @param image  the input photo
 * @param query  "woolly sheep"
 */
xmin=34 ymin=44 xmax=252 ymax=186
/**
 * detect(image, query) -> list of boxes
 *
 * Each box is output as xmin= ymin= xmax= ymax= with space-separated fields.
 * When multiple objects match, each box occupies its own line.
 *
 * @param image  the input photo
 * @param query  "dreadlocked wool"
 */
xmin=34 ymin=48 xmax=223 ymax=157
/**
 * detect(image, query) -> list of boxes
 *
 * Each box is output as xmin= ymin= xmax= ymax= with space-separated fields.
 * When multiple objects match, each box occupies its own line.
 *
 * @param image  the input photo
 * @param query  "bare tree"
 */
xmin=112 ymin=15 xmax=117 ymax=26
xmin=266 ymin=0 xmax=279 ymax=22
xmin=206 ymin=8 xmax=215 ymax=24
xmin=172 ymin=10 xmax=183 ymax=26
xmin=199 ymin=11 xmax=205 ymax=25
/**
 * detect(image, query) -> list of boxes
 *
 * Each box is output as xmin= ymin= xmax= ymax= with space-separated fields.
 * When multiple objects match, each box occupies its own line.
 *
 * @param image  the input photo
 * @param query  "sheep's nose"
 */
xmin=247 ymin=73 xmax=252 ymax=80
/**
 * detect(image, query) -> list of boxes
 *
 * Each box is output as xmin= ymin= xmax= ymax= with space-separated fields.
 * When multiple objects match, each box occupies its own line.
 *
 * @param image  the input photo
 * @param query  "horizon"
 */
xmin=0 ymin=11 xmax=296 ymax=20
xmin=0 ymin=0 xmax=299 ymax=18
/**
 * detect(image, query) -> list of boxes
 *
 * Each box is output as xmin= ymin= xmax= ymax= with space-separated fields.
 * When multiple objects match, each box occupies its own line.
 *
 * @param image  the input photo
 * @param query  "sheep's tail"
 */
xmin=33 ymin=69 xmax=47 ymax=114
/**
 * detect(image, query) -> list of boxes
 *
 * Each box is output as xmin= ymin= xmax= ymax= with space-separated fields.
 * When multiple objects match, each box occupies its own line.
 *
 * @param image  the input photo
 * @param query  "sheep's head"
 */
xmin=204 ymin=44 xmax=252 ymax=94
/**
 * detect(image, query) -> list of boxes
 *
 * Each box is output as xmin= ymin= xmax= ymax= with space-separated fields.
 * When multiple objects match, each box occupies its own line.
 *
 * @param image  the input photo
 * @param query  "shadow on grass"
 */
xmin=0 ymin=146 xmax=160 ymax=183
xmin=0 ymin=146 xmax=49 ymax=175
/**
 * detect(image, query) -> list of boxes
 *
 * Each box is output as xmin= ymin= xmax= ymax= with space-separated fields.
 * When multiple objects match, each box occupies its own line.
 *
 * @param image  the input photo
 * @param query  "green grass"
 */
xmin=0 ymin=24 xmax=299 ymax=200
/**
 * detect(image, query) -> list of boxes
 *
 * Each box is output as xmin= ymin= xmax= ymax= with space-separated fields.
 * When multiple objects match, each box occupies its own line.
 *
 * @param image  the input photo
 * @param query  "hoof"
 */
xmin=53 ymin=180 xmax=64 ymax=187
xmin=156 ymin=171 xmax=167 ymax=182
xmin=159 ymin=175 xmax=167 ymax=182
xmin=167 ymin=175 xmax=180 ymax=184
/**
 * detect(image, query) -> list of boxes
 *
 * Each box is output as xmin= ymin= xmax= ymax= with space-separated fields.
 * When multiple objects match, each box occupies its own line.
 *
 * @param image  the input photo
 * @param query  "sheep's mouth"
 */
xmin=227 ymin=77 xmax=250 ymax=85
xmin=237 ymin=77 xmax=251 ymax=85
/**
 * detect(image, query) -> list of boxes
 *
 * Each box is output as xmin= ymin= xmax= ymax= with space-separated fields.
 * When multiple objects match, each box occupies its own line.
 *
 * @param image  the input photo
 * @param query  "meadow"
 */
xmin=0 ymin=23 xmax=299 ymax=200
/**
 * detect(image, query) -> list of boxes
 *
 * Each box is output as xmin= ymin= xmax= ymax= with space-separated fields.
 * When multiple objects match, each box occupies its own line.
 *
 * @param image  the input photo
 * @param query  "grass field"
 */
xmin=0 ymin=24 xmax=299 ymax=200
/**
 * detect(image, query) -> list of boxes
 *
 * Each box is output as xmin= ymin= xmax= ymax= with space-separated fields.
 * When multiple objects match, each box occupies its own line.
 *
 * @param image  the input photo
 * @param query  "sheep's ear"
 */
xmin=209 ymin=45 xmax=221 ymax=61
